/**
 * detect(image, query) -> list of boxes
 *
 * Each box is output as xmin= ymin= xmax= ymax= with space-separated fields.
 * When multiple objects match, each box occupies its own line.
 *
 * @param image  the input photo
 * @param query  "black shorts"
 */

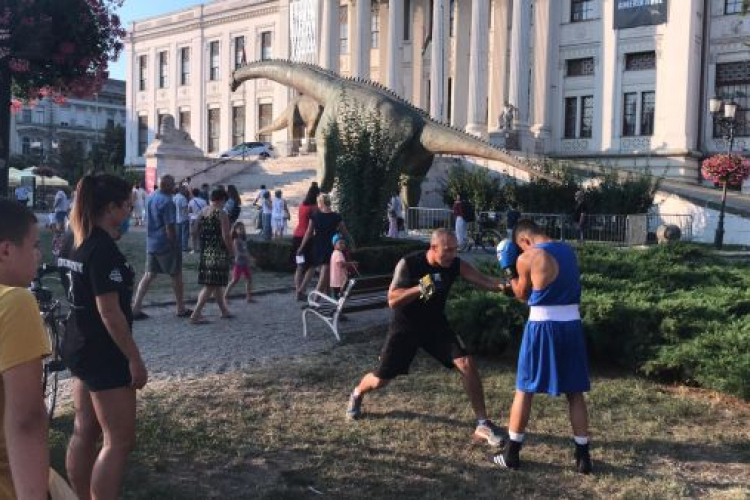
xmin=374 ymin=326 xmax=468 ymax=380
xmin=64 ymin=331 xmax=131 ymax=392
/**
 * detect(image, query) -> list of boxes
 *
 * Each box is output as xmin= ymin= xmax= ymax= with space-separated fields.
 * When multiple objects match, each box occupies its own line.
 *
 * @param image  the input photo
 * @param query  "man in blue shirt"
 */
xmin=131 ymin=175 xmax=192 ymax=319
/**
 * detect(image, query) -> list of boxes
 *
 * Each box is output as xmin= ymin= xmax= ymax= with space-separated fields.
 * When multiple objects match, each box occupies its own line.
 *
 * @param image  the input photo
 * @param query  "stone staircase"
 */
xmin=221 ymin=155 xmax=318 ymax=231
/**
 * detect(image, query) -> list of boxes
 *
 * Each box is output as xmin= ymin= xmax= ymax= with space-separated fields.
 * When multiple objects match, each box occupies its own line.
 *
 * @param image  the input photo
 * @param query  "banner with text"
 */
xmin=614 ymin=0 xmax=668 ymax=29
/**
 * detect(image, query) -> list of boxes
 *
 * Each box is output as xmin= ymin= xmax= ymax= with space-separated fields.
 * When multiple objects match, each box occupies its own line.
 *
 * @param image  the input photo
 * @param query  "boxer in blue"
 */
xmin=493 ymin=219 xmax=593 ymax=474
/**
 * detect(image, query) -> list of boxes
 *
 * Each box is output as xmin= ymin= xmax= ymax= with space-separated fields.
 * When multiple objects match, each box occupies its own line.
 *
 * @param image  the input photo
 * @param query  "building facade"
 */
xmin=125 ymin=0 xmax=750 ymax=184
xmin=11 ymin=79 xmax=126 ymax=162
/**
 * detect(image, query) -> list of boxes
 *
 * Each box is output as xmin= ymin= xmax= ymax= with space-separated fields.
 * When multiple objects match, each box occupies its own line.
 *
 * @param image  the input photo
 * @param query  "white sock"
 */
xmin=352 ymin=389 xmax=361 ymax=398
xmin=508 ymin=431 xmax=525 ymax=443
xmin=574 ymin=435 xmax=589 ymax=446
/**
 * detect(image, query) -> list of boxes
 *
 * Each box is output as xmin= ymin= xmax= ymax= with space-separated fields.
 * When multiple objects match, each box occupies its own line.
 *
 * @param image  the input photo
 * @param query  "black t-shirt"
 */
xmin=311 ymin=211 xmax=343 ymax=263
xmin=61 ymin=227 xmax=134 ymax=358
xmin=391 ymin=251 xmax=461 ymax=332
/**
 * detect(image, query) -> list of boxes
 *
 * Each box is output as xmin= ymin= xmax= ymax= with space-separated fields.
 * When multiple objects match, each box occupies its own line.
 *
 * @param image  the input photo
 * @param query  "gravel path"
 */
xmin=132 ymin=291 xmax=389 ymax=380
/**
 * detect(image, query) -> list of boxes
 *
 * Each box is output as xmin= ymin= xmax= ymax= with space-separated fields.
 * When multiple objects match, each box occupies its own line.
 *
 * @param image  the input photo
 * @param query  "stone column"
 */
xmin=452 ymin=0 xmax=472 ymax=128
xmin=466 ymin=0 xmax=490 ymax=138
xmin=319 ymin=0 xmax=339 ymax=72
xmin=387 ymin=0 xmax=401 ymax=91
xmin=508 ymin=0 xmax=531 ymax=127
xmin=530 ymin=0 xmax=558 ymax=146
xmin=430 ymin=0 xmax=447 ymax=121
xmin=353 ymin=0 xmax=371 ymax=78
xmin=488 ymin=0 xmax=510 ymax=133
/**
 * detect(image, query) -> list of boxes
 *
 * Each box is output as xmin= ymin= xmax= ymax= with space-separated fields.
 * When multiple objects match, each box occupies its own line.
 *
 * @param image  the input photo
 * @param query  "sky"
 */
xmin=109 ymin=0 xmax=205 ymax=81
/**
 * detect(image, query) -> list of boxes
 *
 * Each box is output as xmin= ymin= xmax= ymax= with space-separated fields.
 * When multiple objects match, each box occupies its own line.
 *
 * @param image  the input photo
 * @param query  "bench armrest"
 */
xmin=307 ymin=291 xmax=339 ymax=307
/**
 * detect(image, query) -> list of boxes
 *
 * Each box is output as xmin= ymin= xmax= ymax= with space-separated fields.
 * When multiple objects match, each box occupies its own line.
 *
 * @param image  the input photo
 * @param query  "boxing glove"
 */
xmin=498 ymin=239 xmax=521 ymax=279
xmin=419 ymin=274 xmax=436 ymax=301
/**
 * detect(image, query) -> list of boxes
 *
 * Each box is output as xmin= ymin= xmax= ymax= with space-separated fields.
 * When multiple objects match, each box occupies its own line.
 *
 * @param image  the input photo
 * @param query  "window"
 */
xmin=447 ymin=78 xmax=453 ymax=123
xmin=580 ymin=96 xmax=594 ymax=138
xmin=714 ymin=61 xmax=750 ymax=137
xmin=137 ymin=115 xmax=148 ymax=156
xmin=564 ymin=97 xmax=578 ymax=139
xmin=258 ymin=103 xmax=273 ymax=143
xmin=261 ymin=31 xmax=272 ymax=61
xmin=22 ymin=137 xmax=30 ymax=155
xmin=234 ymin=36 xmax=246 ymax=70
xmin=158 ymin=51 xmax=168 ymax=88
xmin=179 ymin=110 xmax=191 ymax=136
xmin=622 ymin=92 xmax=637 ymax=136
xmin=207 ymin=108 xmax=220 ymax=152
xmin=564 ymin=96 xmax=594 ymax=139
xmin=566 ymin=57 xmax=595 ymax=77
xmin=725 ymin=0 xmax=744 ymax=15
xmin=371 ymin=3 xmax=380 ymax=48
xmin=138 ymin=55 xmax=147 ymax=91
xmin=21 ymin=109 xmax=31 ymax=123
xmin=157 ymin=113 xmax=167 ymax=132
xmin=640 ymin=91 xmax=655 ymax=136
xmin=180 ymin=47 xmax=190 ymax=85
xmin=232 ymin=105 xmax=245 ymax=146
xmin=340 ymin=6 xmax=349 ymax=54
xmin=107 ymin=118 xmax=115 ymax=128
xmin=209 ymin=41 xmax=220 ymax=81
xmin=571 ymin=0 xmax=594 ymax=22
xmin=449 ymin=0 xmax=456 ymax=38
xmin=403 ymin=0 xmax=411 ymax=41
xmin=625 ymin=51 xmax=656 ymax=71
xmin=35 ymin=109 xmax=45 ymax=124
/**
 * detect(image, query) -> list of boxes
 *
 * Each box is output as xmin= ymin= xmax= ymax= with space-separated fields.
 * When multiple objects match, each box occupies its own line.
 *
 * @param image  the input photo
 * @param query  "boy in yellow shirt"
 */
xmin=0 ymin=198 xmax=50 ymax=499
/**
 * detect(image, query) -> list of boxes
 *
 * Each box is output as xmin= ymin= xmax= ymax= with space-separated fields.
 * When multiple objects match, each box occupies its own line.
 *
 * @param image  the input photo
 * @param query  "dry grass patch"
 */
xmin=49 ymin=328 xmax=750 ymax=499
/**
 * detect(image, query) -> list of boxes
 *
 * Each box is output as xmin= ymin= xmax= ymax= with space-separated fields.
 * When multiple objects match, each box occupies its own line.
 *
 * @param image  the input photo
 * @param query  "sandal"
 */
xmin=190 ymin=317 xmax=209 ymax=325
xmin=176 ymin=308 xmax=194 ymax=318
xmin=132 ymin=311 xmax=150 ymax=321
xmin=221 ymin=314 xmax=236 ymax=319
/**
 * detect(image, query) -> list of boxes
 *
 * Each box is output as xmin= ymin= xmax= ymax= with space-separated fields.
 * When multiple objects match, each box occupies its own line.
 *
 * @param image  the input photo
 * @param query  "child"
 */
xmin=0 ymin=199 xmax=50 ymax=498
xmin=329 ymin=233 xmax=358 ymax=299
xmin=224 ymin=221 xmax=255 ymax=303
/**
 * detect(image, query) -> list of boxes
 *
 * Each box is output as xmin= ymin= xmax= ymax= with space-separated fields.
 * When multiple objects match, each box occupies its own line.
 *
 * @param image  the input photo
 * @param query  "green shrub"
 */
xmin=248 ymin=238 xmax=427 ymax=274
xmin=446 ymin=243 xmax=750 ymax=400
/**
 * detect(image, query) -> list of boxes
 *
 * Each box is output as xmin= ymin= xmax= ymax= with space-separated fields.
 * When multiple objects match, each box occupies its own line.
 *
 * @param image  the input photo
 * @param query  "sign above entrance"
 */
xmin=614 ymin=0 xmax=668 ymax=29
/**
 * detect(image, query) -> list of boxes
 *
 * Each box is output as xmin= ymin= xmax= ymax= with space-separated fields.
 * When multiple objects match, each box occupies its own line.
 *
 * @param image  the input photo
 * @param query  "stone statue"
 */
xmin=231 ymin=60 xmax=562 ymax=205
xmin=500 ymin=103 xmax=516 ymax=131
xmin=157 ymin=115 xmax=194 ymax=146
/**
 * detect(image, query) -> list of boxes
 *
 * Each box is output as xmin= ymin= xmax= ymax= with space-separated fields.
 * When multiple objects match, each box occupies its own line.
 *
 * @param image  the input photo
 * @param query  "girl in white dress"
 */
xmin=131 ymin=181 xmax=147 ymax=226
xmin=271 ymin=190 xmax=290 ymax=239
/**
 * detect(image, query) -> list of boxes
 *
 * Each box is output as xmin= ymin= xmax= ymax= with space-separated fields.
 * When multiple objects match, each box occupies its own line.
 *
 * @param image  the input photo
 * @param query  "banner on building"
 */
xmin=614 ymin=0 xmax=668 ymax=29
xmin=290 ymin=0 xmax=318 ymax=63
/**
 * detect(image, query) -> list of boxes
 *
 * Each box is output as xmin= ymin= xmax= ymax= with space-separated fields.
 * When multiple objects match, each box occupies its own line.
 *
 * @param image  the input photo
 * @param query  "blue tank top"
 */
xmin=527 ymin=242 xmax=581 ymax=306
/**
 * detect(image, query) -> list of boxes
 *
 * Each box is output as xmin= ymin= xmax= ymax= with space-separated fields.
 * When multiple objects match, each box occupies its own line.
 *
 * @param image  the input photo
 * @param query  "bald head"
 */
xmin=428 ymin=229 xmax=458 ymax=267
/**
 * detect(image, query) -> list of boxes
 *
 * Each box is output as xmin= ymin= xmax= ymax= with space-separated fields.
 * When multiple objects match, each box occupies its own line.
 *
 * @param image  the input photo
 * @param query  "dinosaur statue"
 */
xmin=231 ymin=59 xmax=562 ymax=205
xmin=257 ymin=94 xmax=323 ymax=152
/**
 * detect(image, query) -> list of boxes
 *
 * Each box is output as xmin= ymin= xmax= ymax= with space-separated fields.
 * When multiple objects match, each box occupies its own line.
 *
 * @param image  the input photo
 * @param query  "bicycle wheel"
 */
xmin=42 ymin=318 xmax=62 ymax=420
xmin=478 ymin=229 xmax=503 ymax=254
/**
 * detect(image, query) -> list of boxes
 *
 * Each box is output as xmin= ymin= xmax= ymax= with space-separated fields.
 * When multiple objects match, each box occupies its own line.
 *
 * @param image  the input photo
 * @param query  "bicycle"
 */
xmin=29 ymin=263 xmax=67 ymax=421
xmin=463 ymin=213 xmax=505 ymax=254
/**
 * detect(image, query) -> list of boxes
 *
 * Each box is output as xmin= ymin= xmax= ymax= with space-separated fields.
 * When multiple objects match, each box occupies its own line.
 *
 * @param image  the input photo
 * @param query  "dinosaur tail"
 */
xmin=231 ymin=59 xmax=336 ymax=104
xmin=419 ymin=121 xmax=561 ymax=183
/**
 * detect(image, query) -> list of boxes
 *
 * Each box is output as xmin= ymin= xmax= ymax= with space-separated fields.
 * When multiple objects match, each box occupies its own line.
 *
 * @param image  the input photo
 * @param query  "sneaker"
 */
xmin=345 ymin=392 xmax=363 ymax=420
xmin=575 ymin=443 xmax=593 ymax=474
xmin=491 ymin=440 xmax=522 ymax=470
xmin=473 ymin=421 xmax=506 ymax=447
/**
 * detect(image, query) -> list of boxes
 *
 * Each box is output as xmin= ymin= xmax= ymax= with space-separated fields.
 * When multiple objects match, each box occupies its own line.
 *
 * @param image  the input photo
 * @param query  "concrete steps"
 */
xmin=221 ymin=155 xmax=318 ymax=231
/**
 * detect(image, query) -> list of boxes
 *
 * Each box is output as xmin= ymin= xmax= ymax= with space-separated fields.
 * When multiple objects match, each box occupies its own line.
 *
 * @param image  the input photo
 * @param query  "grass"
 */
xmin=37 ymin=224 xmax=292 ymax=305
xmin=49 ymin=328 xmax=750 ymax=499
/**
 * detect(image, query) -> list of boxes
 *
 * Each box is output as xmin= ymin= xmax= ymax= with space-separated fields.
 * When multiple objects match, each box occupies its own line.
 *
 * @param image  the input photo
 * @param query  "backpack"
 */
xmin=463 ymin=200 xmax=476 ymax=223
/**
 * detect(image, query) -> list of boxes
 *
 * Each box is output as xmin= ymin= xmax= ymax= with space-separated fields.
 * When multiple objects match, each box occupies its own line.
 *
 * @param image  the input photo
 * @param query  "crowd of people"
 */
xmin=0 ymin=171 xmax=596 ymax=498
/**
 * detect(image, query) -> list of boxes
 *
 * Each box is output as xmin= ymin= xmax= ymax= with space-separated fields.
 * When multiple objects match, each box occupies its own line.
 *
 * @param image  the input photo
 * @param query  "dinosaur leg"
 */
xmin=401 ymin=154 xmax=435 ymax=208
xmin=315 ymin=128 xmax=336 ymax=192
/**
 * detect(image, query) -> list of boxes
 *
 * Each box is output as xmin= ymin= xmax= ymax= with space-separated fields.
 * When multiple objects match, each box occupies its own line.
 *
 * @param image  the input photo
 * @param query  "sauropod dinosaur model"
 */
xmin=231 ymin=59 xmax=562 ymax=204
xmin=257 ymin=94 xmax=323 ymax=152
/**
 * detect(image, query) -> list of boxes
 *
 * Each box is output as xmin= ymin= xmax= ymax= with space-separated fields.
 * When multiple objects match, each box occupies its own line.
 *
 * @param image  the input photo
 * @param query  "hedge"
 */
xmin=247 ymin=238 xmax=428 ymax=274
xmin=447 ymin=244 xmax=750 ymax=400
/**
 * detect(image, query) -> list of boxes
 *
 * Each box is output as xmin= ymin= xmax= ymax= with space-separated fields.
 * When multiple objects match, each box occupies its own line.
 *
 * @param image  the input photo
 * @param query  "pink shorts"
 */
xmin=232 ymin=264 xmax=252 ymax=281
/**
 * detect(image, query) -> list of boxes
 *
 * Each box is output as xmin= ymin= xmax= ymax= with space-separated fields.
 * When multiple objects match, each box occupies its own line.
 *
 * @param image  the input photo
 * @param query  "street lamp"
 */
xmin=708 ymin=96 xmax=740 ymax=249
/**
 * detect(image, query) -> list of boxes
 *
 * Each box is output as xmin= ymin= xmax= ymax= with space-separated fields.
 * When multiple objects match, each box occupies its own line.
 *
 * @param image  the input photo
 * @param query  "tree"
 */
xmin=324 ymin=99 xmax=401 ymax=245
xmin=0 ymin=0 xmax=125 ymax=196
xmin=88 ymin=123 xmax=125 ymax=173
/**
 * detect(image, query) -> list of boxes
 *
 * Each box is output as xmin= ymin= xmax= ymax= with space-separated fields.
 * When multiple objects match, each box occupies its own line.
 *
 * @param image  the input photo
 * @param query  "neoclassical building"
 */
xmin=125 ymin=0 xmax=750 ymax=184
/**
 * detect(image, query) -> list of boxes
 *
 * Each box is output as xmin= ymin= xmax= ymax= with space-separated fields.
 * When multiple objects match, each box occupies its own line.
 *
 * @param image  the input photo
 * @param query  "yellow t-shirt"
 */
xmin=0 ymin=286 xmax=50 ymax=499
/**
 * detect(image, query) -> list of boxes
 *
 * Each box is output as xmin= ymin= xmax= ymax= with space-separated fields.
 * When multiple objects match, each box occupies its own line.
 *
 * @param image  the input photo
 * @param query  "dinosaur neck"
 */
xmin=231 ymin=60 xmax=335 ymax=103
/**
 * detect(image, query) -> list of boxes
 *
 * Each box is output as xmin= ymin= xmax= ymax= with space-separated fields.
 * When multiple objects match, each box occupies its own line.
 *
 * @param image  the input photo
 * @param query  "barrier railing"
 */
xmin=405 ymin=207 xmax=694 ymax=246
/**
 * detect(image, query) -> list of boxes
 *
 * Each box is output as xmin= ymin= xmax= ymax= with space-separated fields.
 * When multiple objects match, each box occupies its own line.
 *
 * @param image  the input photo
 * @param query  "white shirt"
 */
xmin=187 ymin=197 xmax=207 ymax=221
xmin=389 ymin=195 xmax=403 ymax=218
xmin=272 ymin=197 xmax=286 ymax=218
xmin=53 ymin=190 xmax=69 ymax=212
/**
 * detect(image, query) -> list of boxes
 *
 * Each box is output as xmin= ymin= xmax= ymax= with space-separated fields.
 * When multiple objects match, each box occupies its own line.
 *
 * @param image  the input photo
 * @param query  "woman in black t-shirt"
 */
xmin=62 ymin=174 xmax=146 ymax=500
xmin=297 ymin=193 xmax=352 ymax=295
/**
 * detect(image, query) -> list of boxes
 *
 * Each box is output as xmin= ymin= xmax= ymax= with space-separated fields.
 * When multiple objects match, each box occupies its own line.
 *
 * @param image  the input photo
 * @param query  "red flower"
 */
xmin=701 ymin=154 xmax=750 ymax=186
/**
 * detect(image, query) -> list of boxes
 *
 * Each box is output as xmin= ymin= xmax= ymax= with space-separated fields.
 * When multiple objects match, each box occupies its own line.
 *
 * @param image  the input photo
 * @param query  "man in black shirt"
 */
xmin=345 ymin=229 xmax=511 ymax=446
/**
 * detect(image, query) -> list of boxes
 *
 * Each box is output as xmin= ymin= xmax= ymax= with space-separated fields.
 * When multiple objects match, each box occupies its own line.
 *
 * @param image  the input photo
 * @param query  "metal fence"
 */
xmin=405 ymin=207 xmax=694 ymax=246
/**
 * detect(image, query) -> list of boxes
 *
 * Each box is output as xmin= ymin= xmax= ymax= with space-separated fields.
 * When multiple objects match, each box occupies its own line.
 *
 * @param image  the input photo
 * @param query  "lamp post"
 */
xmin=708 ymin=96 xmax=739 ymax=250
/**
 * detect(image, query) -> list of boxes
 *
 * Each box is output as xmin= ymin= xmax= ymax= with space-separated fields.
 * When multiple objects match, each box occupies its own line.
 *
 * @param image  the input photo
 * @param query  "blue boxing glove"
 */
xmin=498 ymin=239 xmax=521 ymax=279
